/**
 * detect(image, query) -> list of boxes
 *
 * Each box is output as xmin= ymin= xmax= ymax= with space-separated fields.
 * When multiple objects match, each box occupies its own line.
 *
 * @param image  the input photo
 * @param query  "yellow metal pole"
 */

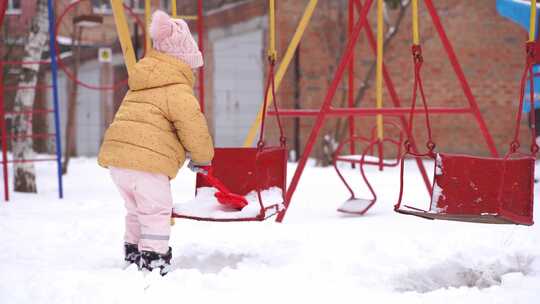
xmin=412 ymin=0 xmax=419 ymax=45
xmin=111 ymin=0 xmax=137 ymax=76
xmin=530 ymin=0 xmax=537 ymax=42
xmin=376 ymin=0 xmax=384 ymax=140
xmin=169 ymin=0 xmax=177 ymax=228
xmin=179 ymin=15 xmax=198 ymax=20
xmin=171 ymin=0 xmax=177 ymax=18
xmin=268 ymin=0 xmax=277 ymax=60
xmin=242 ymin=0 xmax=318 ymax=147
xmin=145 ymin=0 xmax=151 ymax=51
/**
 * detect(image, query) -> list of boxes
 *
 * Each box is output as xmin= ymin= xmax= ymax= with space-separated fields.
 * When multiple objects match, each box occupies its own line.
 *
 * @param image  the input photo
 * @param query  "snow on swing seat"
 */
xmin=336 ymin=154 xmax=398 ymax=166
xmin=172 ymin=146 xmax=288 ymax=222
xmin=337 ymin=198 xmax=375 ymax=215
xmin=173 ymin=187 xmax=284 ymax=221
xmin=172 ymin=55 xmax=288 ymax=222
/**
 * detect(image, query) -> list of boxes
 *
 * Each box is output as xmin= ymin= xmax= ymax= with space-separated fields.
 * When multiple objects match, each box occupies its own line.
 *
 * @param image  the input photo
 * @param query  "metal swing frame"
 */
xmin=0 ymin=0 xmax=64 ymax=202
xmin=270 ymin=0 xmax=498 ymax=222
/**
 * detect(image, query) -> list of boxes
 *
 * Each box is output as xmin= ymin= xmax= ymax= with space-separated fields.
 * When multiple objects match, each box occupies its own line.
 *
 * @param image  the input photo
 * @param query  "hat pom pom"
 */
xmin=150 ymin=10 xmax=173 ymax=41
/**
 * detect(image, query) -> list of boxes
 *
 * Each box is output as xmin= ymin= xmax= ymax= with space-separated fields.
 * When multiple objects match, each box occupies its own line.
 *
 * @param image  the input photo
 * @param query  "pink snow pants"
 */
xmin=110 ymin=167 xmax=172 ymax=254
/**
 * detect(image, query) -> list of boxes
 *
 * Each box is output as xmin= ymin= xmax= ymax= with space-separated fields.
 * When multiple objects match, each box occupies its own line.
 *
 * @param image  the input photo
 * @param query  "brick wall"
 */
xmin=273 ymin=0 xmax=529 ymax=160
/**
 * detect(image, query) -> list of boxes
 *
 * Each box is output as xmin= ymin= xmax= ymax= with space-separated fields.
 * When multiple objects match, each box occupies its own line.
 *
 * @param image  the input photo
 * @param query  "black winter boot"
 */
xmin=138 ymin=247 xmax=172 ymax=276
xmin=124 ymin=243 xmax=139 ymax=264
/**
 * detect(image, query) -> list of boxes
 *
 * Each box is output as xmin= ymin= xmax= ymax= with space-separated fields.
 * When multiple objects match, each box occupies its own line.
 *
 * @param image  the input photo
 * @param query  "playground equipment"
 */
xmin=333 ymin=0 xmax=405 ymax=215
xmin=256 ymin=0 xmax=499 ymax=222
xmin=172 ymin=0 xmax=287 ymax=222
xmin=108 ymin=1 xmax=506 ymax=223
xmin=0 ymin=0 xmax=64 ymax=201
xmin=393 ymin=0 xmax=536 ymax=225
xmin=333 ymin=122 xmax=404 ymax=214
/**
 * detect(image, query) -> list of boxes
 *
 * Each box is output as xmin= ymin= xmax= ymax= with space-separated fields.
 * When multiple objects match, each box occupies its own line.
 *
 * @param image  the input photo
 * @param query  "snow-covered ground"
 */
xmin=1 ymin=158 xmax=539 ymax=304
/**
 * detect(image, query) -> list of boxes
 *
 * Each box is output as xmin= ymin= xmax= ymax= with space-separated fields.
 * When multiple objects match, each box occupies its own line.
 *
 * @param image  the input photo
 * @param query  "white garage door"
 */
xmin=213 ymin=29 xmax=263 ymax=147
xmin=49 ymin=60 xmax=102 ymax=156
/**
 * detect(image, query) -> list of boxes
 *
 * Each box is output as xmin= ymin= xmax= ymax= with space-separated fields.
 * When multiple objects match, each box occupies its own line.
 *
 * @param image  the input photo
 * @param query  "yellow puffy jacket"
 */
xmin=98 ymin=50 xmax=214 ymax=179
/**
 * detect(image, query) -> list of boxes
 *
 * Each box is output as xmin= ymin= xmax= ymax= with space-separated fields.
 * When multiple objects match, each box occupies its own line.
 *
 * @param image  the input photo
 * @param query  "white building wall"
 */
xmin=210 ymin=17 xmax=265 ymax=147
xmin=48 ymin=59 xmax=105 ymax=156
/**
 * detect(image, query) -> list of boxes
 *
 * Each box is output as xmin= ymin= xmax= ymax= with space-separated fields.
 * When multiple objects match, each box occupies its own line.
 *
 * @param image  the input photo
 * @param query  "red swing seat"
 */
xmin=172 ymin=60 xmax=287 ymax=222
xmin=396 ymin=153 xmax=535 ymax=225
xmin=394 ymin=45 xmax=537 ymax=226
xmin=333 ymin=122 xmax=404 ymax=215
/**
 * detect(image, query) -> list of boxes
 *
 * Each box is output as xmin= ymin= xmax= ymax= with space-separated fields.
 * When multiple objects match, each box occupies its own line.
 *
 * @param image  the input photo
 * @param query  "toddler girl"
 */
xmin=98 ymin=10 xmax=214 ymax=275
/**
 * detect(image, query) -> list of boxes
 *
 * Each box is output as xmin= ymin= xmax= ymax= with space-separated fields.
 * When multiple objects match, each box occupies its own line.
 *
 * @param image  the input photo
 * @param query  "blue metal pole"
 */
xmin=47 ymin=0 xmax=64 ymax=199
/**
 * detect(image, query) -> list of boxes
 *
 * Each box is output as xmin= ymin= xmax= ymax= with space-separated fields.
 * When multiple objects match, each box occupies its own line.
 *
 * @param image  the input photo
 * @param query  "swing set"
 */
xmin=176 ymin=0 xmax=288 ymax=222
xmin=110 ymin=0 xmax=535 ymax=225
xmin=393 ymin=0 xmax=537 ymax=225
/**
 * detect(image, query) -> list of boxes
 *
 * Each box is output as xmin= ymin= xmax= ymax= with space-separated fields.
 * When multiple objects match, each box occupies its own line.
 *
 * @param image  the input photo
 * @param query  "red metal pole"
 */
xmin=197 ymin=0 xmax=205 ymax=113
xmin=269 ymin=107 xmax=472 ymax=116
xmin=5 ymin=109 xmax=54 ymax=116
xmin=276 ymin=0 xmax=375 ymax=223
xmin=348 ymin=0 xmax=356 ymax=160
xmin=424 ymin=0 xmax=498 ymax=157
xmin=0 ymin=61 xmax=9 ymax=202
xmin=7 ymin=158 xmax=58 ymax=164
xmin=2 ymin=60 xmax=52 ymax=65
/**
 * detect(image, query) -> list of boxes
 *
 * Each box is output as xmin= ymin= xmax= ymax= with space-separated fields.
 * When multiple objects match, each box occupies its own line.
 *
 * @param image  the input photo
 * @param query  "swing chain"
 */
xmin=280 ymin=136 xmax=287 ymax=146
xmin=532 ymin=142 xmax=539 ymax=154
xmin=426 ymin=140 xmax=436 ymax=152
xmin=404 ymin=139 xmax=412 ymax=153
xmin=510 ymin=140 xmax=520 ymax=153
xmin=526 ymin=41 xmax=537 ymax=64
xmin=412 ymin=44 xmax=423 ymax=64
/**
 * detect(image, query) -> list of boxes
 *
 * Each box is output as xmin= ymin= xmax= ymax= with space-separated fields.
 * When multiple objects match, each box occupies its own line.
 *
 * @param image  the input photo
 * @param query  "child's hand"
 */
xmin=188 ymin=161 xmax=211 ymax=175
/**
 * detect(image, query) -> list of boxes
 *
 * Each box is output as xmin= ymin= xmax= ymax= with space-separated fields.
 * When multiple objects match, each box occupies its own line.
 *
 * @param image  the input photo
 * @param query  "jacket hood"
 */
xmin=128 ymin=49 xmax=195 ymax=91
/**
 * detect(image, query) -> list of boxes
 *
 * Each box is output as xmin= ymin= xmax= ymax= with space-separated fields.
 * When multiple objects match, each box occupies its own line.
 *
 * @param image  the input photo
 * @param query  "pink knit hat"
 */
xmin=150 ymin=10 xmax=203 ymax=69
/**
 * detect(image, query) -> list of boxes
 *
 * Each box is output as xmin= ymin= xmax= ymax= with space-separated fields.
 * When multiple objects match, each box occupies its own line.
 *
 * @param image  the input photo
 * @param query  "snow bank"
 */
xmin=394 ymin=252 xmax=536 ymax=293
xmin=0 ymin=158 xmax=539 ymax=304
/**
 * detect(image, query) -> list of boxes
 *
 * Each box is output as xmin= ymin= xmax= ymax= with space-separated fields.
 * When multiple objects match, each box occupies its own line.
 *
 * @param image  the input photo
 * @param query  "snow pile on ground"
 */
xmin=173 ymin=186 xmax=283 ymax=219
xmin=394 ymin=252 xmax=537 ymax=293
xmin=0 ymin=158 xmax=539 ymax=304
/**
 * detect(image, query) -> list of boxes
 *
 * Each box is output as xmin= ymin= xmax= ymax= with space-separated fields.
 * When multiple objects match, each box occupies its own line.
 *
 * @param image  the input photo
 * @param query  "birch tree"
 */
xmin=12 ymin=0 xmax=49 ymax=192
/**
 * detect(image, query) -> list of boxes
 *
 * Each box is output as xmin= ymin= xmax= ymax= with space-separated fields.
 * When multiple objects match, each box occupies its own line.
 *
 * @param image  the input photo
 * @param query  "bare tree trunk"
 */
xmin=12 ymin=0 xmax=49 ymax=192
